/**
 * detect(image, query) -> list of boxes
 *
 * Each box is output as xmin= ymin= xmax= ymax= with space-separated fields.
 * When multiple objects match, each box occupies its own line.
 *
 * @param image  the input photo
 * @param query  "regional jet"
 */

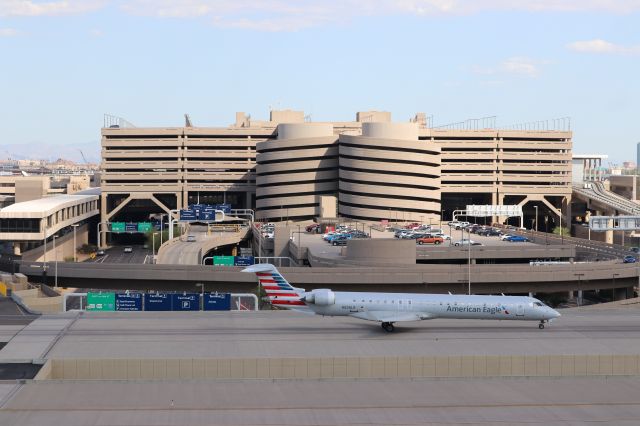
xmin=243 ymin=263 xmax=561 ymax=332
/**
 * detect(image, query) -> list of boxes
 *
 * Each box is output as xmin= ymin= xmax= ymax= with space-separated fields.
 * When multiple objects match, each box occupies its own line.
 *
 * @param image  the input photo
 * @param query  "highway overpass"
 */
xmin=17 ymin=259 xmax=639 ymax=297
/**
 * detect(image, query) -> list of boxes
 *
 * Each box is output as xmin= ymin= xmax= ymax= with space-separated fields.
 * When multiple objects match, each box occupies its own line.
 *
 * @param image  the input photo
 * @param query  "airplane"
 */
xmin=242 ymin=263 xmax=561 ymax=332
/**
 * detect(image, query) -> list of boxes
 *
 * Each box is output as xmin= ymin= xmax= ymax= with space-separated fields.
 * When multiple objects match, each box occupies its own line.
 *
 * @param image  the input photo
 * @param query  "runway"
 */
xmin=39 ymin=308 xmax=640 ymax=359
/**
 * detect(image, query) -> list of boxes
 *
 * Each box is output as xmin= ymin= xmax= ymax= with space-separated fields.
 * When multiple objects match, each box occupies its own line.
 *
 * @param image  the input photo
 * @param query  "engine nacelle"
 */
xmin=303 ymin=289 xmax=335 ymax=306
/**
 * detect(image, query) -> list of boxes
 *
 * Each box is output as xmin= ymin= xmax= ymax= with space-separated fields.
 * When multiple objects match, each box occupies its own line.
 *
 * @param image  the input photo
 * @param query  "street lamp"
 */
xmin=196 ymin=283 xmax=204 ymax=309
xmin=152 ymin=232 xmax=159 ymax=263
xmin=574 ymin=273 xmax=584 ymax=306
xmin=534 ymin=206 xmax=538 ymax=233
xmin=53 ymin=235 xmax=59 ymax=288
xmin=467 ymin=227 xmax=471 ymax=295
xmin=613 ymin=273 xmax=620 ymax=299
xmin=71 ymin=224 xmax=79 ymax=262
xmin=558 ymin=207 xmax=563 ymax=244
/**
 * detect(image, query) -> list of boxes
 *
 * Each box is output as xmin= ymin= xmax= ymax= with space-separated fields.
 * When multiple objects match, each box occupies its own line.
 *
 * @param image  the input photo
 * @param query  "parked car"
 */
xmin=416 ymin=236 xmax=444 ymax=245
xmin=478 ymin=228 xmax=502 ymax=237
xmin=630 ymin=247 xmax=640 ymax=253
xmin=433 ymin=233 xmax=451 ymax=240
xmin=96 ymin=249 xmax=106 ymax=256
xmin=504 ymin=235 xmax=530 ymax=243
xmin=453 ymin=239 xmax=481 ymax=246
xmin=123 ymin=246 xmax=133 ymax=253
xmin=327 ymin=234 xmax=351 ymax=243
xmin=500 ymin=234 xmax=515 ymax=241
xmin=331 ymin=238 xmax=348 ymax=246
xmin=305 ymin=223 xmax=320 ymax=233
xmin=455 ymin=221 xmax=470 ymax=230
xmin=623 ymin=255 xmax=637 ymax=263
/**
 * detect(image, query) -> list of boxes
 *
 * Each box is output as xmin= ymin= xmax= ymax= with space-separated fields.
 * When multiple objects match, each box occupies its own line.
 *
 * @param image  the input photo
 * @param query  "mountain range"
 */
xmin=0 ymin=142 xmax=101 ymax=164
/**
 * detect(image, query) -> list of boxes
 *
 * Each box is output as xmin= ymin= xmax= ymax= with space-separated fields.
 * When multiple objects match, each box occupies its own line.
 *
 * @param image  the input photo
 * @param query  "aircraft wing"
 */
xmin=348 ymin=311 xmax=435 ymax=323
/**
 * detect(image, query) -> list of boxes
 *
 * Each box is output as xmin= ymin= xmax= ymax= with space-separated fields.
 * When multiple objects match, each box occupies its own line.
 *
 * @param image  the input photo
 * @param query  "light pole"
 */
xmin=558 ymin=207 xmax=563 ymax=244
xmin=71 ymin=224 xmax=79 ymax=262
xmin=613 ymin=273 xmax=620 ymax=300
xmin=196 ymin=283 xmax=204 ymax=309
xmin=574 ymin=273 xmax=584 ymax=306
xmin=534 ymin=206 xmax=538 ymax=233
xmin=152 ymin=232 xmax=158 ymax=263
xmin=53 ymin=235 xmax=58 ymax=288
xmin=467 ymin=227 xmax=471 ymax=295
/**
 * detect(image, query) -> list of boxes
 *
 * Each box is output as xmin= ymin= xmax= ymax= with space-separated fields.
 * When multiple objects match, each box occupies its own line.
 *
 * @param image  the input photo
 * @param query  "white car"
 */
xmin=434 ymin=233 xmax=451 ymax=240
xmin=453 ymin=239 xmax=480 ymax=246
xmin=123 ymin=246 xmax=133 ymax=253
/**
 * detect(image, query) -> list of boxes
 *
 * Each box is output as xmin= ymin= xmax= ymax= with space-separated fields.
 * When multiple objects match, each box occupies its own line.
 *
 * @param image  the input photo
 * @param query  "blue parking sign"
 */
xmin=172 ymin=294 xmax=200 ymax=311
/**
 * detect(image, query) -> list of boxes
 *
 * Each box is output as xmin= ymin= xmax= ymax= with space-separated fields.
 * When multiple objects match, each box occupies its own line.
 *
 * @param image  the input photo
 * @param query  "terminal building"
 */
xmin=101 ymin=110 xmax=572 ymax=228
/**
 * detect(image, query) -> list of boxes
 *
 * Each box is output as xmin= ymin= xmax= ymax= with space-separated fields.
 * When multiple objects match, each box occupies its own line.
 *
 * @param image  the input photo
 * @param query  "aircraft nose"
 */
xmin=551 ymin=309 xmax=561 ymax=318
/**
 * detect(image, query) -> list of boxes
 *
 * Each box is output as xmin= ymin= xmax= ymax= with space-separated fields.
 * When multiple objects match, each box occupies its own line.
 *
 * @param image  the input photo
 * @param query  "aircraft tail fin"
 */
xmin=242 ymin=263 xmax=309 ymax=311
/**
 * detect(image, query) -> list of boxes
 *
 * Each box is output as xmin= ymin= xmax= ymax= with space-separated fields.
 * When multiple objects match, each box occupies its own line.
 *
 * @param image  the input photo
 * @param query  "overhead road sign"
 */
xmin=204 ymin=293 xmax=231 ymax=311
xmin=115 ymin=293 xmax=143 ymax=311
xmin=179 ymin=210 xmax=197 ymax=221
xmin=137 ymin=222 xmax=153 ymax=232
xmin=111 ymin=222 xmax=125 ymax=233
xmin=172 ymin=294 xmax=200 ymax=311
xmin=87 ymin=292 xmax=115 ymax=311
xmin=213 ymin=256 xmax=235 ymax=266
xmin=234 ymin=256 xmax=255 ymax=266
xmin=590 ymin=216 xmax=640 ymax=231
xmin=144 ymin=293 xmax=172 ymax=311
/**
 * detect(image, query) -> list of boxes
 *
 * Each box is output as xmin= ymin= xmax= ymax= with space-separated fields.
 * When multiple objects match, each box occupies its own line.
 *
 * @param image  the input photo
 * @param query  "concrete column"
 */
xmin=605 ymin=230 xmax=614 ymax=244
xmin=99 ymin=193 xmax=108 ymax=249
xmin=577 ymin=290 xmax=584 ymax=306
xmin=245 ymin=191 xmax=252 ymax=211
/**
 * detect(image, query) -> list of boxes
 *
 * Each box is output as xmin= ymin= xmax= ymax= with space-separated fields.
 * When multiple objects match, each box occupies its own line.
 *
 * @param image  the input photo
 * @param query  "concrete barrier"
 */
xmin=38 ymin=354 xmax=640 ymax=381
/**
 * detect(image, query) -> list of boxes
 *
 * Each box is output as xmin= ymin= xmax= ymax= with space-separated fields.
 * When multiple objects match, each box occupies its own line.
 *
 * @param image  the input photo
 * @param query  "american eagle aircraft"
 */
xmin=243 ymin=263 xmax=561 ymax=332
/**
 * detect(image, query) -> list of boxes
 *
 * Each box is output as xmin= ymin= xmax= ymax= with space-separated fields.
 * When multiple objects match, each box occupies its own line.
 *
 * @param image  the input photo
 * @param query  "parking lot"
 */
xmin=294 ymin=224 xmax=539 ymax=258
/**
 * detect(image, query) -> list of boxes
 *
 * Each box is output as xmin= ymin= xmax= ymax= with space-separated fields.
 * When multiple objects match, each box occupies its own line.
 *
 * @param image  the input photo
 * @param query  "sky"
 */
xmin=0 ymin=0 xmax=639 ymax=164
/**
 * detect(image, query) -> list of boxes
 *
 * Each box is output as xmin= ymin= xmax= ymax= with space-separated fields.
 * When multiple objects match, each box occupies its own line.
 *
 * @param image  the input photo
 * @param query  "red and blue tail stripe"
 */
xmin=256 ymin=271 xmax=306 ymax=307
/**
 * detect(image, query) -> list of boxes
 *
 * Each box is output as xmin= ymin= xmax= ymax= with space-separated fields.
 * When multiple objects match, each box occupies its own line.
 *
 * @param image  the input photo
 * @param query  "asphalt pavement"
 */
xmin=88 ymin=245 xmax=152 ymax=265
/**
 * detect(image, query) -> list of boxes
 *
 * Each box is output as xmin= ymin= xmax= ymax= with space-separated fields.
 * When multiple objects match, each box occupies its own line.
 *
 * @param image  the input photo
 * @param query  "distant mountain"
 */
xmin=0 ymin=142 xmax=101 ymax=164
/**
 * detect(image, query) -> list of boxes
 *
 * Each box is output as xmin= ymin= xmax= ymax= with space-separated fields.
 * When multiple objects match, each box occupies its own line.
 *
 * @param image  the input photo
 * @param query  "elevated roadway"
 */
xmin=573 ymin=181 xmax=640 ymax=215
xmin=16 ymin=259 xmax=640 ymax=295
xmin=156 ymin=225 xmax=250 ymax=265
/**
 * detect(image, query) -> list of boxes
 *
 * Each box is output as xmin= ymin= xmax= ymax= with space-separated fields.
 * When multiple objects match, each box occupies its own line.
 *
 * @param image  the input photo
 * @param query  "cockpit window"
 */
xmin=534 ymin=302 xmax=544 ymax=307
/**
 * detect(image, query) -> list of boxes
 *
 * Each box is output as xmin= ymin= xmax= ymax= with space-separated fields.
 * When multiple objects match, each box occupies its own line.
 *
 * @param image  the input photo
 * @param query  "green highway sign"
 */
xmin=111 ymin=222 xmax=125 ymax=233
xmin=87 ymin=292 xmax=116 ymax=311
xmin=137 ymin=222 xmax=153 ymax=232
xmin=213 ymin=256 xmax=235 ymax=266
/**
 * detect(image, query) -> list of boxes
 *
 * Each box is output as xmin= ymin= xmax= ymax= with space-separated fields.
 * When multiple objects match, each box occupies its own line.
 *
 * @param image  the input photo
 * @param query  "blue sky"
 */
xmin=1 ymin=0 xmax=639 ymax=164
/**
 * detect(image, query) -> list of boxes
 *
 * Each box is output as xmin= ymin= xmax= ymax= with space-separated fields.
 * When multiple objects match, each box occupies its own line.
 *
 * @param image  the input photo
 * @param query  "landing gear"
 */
xmin=381 ymin=322 xmax=395 ymax=332
xmin=539 ymin=321 xmax=545 ymax=329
